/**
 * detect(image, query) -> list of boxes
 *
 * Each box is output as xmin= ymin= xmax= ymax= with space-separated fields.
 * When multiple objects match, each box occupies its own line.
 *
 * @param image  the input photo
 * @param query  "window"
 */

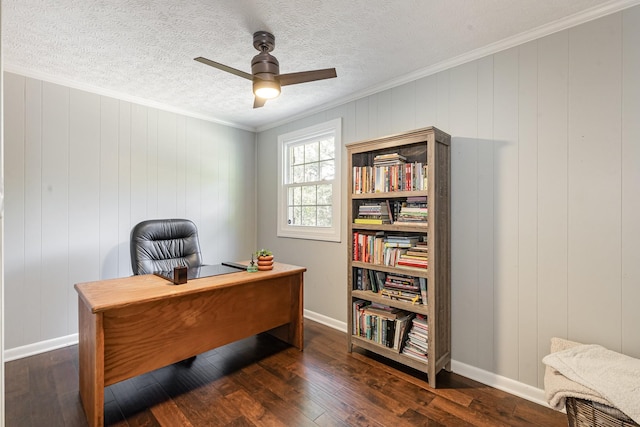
xmin=277 ymin=118 xmax=342 ymax=242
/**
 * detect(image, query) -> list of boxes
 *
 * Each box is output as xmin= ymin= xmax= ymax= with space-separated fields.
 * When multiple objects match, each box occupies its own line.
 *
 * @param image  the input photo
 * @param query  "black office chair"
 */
xmin=130 ymin=218 xmax=203 ymax=275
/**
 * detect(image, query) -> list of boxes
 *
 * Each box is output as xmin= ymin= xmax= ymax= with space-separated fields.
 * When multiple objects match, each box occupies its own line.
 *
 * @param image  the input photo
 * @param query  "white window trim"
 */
xmin=277 ymin=118 xmax=342 ymax=242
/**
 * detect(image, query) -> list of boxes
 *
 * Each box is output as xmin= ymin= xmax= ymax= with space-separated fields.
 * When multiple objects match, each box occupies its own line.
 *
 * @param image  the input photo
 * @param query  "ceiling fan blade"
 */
xmin=253 ymin=96 xmax=267 ymax=109
xmin=279 ymin=68 xmax=337 ymax=86
xmin=194 ymin=57 xmax=253 ymax=80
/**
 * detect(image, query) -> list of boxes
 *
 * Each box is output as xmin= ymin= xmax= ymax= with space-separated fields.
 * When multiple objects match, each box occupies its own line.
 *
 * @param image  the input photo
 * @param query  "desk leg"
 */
xmin=78 ymin=297 xmax=105 ymax=427
xmin=267 ymin=273 xmax=304 ymax=350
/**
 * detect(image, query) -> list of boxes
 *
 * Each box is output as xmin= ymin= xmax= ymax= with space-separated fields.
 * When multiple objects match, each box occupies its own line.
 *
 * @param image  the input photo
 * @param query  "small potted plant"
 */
xmin=256 ymin=248 xmax=274 ymax=270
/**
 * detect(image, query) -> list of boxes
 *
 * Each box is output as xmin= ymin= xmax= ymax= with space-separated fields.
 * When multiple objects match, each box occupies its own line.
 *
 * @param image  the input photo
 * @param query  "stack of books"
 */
xmin=373 ymin=153 xmax=407 ymax=166
xmin=401 ymin=314 xmax=429 ymax=362
xmin=397 ymin=241 xmax=428 ymax=270
xmin=354 ymin=201 xmax=393 ymax=225
xmin=394 ymin=196 xmax=428 ymax=226
xmin=381 ymin=274 xmax=422 ymax=304
xmin=383 ymin=235 xmax=419 ymax=267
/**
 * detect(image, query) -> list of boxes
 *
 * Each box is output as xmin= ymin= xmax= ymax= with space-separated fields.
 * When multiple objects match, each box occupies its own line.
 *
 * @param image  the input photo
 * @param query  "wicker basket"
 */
xmin=566 ymin=397 xmax=639 ymax=427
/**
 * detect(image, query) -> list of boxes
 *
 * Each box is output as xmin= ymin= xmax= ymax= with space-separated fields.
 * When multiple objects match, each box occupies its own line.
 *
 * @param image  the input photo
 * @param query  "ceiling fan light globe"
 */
xmin=253 ymin=80 xmax=281 ymax=99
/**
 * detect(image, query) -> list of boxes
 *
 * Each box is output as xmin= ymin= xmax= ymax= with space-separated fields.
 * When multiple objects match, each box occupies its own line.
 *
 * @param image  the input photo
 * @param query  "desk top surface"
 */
xmin=75 ymin=261 xmax=306 ymax=313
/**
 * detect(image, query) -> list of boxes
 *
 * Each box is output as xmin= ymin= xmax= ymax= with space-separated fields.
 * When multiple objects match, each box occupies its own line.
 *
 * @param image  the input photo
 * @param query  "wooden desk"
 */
xmin=74 ymin=262 xmax=305 ymax=427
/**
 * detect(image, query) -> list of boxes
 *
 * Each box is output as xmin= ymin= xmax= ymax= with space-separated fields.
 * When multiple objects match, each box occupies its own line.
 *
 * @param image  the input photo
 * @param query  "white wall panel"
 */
xmin=354 ymin=97 xmax=369 ymax=141
xmin=517 ymin=40 xmax=539 ymax=386
xmin=68 ymin=89 xmax=101 ymax=333
xmin=415 ymin=75 xmax=438 ymax=129
xmin=4 ymin=73 xmax=26 ymax=348
xmin=130 ymin=104 xmax=148 ymax=225
xmin=536 ymin=30 xmax=569 ymax=387
xmin=157 ymin=110 xmax=178 ymax=219
xmin=117 ymin=101 xmax=132 ymax=277
xmin=492 ymin=47 xmax=520 ymax=379
xmin=375 ymin=89 xmax=393 ymax=137
xmin=146 ymin=109 xmax=159 ymax=218
xmin=175 ymin=116 xmax=187 ymax=218
xmin=436 ymin=71 xmax=450 ymax=131
xmin=449 ymin=61 xmax=479 ymax=366
xmin=185 ymin=117 xmax=202 ymax=226
xmin=476 ymin=55 xmax=495 ymax=372
xmin=40 ymin=81 xmax=70 ymax=340
xmin=99 ymin=97 xmax=120 ymax=280
xmin=567 ymin=14 xmax=622 ymax=350
xmin=621 ymin=5 xmax=640 ymax=357
xmin=391 ymin=82 xmax=416 ymax=133
xmin=24 ymin=78 xmax=44 ymax=345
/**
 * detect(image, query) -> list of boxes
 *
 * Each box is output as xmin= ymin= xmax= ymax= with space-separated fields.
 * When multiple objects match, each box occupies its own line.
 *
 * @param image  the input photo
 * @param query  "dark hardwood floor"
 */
xmin=5 ymin=320 xmax=567 ymax=426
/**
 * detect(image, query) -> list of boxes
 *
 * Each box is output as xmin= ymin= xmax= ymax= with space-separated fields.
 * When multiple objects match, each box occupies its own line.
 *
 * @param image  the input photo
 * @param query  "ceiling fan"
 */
xmin=195 ymin=31 xmax=337 ymax=108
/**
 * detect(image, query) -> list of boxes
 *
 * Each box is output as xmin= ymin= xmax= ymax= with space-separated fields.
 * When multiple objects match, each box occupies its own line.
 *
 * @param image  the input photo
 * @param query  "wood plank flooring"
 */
xmin=5 ymin=320 xmax=567 ymax=426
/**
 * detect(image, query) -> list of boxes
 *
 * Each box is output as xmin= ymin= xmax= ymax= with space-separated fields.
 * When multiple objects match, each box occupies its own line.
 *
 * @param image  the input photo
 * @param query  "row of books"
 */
xmin=352 ymin=300 xmax=414 ymax=351
xmin=401 ymin=314 xmax=429 ymax=363
xmin=352 ymin=162 xmax=428 ymax=194
xmin=353 ymin=233 xmax=429 ymax=270
xmin=353 ymin=268 xmax=427 ymax=305
xmin=353 ymin=199 xmax=428 ymax=226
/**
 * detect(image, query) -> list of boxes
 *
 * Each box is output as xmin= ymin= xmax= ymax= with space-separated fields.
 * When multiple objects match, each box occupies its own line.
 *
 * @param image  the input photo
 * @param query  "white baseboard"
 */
xmin=4 ymin=334 xmax=78 ymax=362
xmin=304 ymin=309 xmax=348 ymax=332
xmin=3 ymin=313 xmax=552 ymax=410
xmin=451 ymin=360 xmax=550 ymax=408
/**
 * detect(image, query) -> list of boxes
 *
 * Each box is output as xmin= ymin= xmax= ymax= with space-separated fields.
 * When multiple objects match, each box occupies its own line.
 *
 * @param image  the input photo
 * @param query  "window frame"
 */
xmin=277 ymin=118 xmax=342 ymax=242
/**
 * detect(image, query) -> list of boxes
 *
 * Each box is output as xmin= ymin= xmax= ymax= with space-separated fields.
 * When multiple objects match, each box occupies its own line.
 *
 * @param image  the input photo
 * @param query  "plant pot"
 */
xmin=257 ymin=255 xmax=274 ymax=270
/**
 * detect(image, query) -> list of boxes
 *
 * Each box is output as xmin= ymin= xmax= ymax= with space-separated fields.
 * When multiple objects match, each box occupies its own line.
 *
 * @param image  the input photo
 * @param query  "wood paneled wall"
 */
xmin=257 ymin=5 xmax=640 ymax=389
xmin=4 ymin=73 xmax=257 ymax=350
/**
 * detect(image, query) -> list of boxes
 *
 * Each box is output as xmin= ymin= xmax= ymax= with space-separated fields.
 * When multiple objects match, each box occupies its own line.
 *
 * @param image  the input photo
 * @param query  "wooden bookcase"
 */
xmin=346 ymin=126 xmax=451 ymax=388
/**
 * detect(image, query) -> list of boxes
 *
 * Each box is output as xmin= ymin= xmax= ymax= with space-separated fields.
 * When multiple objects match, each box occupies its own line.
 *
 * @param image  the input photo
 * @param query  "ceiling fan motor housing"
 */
xmin=252 ymin=52 xmax=280 ymax=79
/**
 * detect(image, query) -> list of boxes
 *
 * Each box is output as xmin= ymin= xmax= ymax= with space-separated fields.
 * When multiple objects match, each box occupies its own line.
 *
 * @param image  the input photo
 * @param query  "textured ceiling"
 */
xmin=3 ymin=0 xmax=636 ymax=130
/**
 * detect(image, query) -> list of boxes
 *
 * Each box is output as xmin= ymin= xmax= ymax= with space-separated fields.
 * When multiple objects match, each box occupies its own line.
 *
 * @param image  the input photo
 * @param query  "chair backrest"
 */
xmin=130 ymin=218 xmax=202 ymax=275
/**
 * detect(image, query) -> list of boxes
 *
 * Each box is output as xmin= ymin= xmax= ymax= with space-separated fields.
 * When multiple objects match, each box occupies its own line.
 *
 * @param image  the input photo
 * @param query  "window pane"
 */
xmin=305 ymin=141 xmax=319 ymax=162
xmin=319 ymin=160 xmax=334 ymax=180
xmin=317 ymin=206 xmax=332 ymax=227
xmin=292 ymin=206 xmax=302 ymax=225
xmin=301 ymin=185 xmax=316 ymax=205
xmin=292 ymin=164 xmax=304 ymax=183
xmin=317 ymin=184 xmax=332 ymax=205
xmin=305 ymin=162 xmax=318 ymax=182
xmin=288 ymin=187 xmax=295 ymax=205
xmin=319 ymin=138 xmax=334 ymax=160
xmin=292 ymin=145 xmax=305 ymax=165
xmin=292 ymin=186 xmax=302 ymax=205
xmin=302 ymin=206 xmax=317 ymax=226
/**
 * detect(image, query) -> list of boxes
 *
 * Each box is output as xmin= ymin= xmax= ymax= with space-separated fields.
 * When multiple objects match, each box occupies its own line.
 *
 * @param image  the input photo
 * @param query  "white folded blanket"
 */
xmin=542 ymin=337 xmax=640 ymax=424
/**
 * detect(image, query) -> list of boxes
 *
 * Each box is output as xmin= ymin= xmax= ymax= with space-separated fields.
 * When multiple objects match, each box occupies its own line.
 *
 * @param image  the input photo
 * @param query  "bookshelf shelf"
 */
xmin=351 ymin=190 xmax=428 ymax=200
xmin=350 ymin=336 xmax=428 ymax=371
xmin=350 ymin=261 xmax=429 ymax=279
xmin=346 ymin=126 xmax=451 ymax=388
xmin=351 ymin=223 xmax=430 ymax=233
xmin=351 ymin=290 xmax=429 ymax=315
